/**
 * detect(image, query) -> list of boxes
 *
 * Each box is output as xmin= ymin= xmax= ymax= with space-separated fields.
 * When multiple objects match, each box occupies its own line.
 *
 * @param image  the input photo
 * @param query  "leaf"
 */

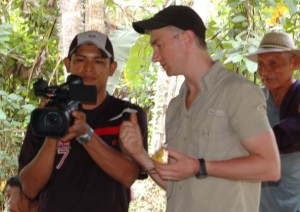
xmin=107 ymin=27 xmax=140 ymax=94
xmin=0 ymin=90 xmax=7 ymax=96
xmin=232 ymin=15 xmax=246 ymax=23
xmin=212 ymin=50 xmax=225 ymax=61
xmin=7 ymin=93 xmax=23 ymax=101
xmin=124 ymin=35 xmax=153 ymax=90
xmin=0 ymin=46 xmax=9 ymax=55
xmin=224 ymin=53 xmax=243 ymax=64
xmin=245 ymin=59 xmax=258 ymax=73
xmin=232 ymin=54 xmax=243 ymax=63
xmin=21 ymin=104 xmax=36 ymax=112
xmin=0 ymin=109 xmax=6 ymax=120
xmin=284 ymin=0 xmax=297 ymax=15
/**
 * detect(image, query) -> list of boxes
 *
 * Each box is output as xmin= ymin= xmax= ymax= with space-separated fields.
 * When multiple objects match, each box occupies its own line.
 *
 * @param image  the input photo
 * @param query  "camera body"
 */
xmin=30 ymin=75 xmax=96 ymax=138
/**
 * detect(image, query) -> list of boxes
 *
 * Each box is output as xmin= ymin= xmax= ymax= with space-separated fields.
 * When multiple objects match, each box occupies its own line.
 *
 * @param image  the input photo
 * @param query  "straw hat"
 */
xmin=246 ymin=32 xmax=300 ymax=62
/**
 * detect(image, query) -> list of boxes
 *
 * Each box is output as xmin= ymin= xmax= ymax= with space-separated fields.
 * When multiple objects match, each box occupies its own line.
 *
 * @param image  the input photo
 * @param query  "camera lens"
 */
xmin=31 ymin=106 xmax=71 ymax=137
xmin=44 ymin=111 xmax=63 ymax=128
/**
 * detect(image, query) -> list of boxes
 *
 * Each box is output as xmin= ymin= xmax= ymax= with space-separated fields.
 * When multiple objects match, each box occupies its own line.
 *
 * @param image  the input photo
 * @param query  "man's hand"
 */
xmin=119 ymin=112 xmax=144 ymax=157
xmin=154 ymin=148 xmax=198 ymax=181
xmin=58 ymin=111 xmax=90 ymax=142
xmin=38 ymin=98 xmax=48 ymax=108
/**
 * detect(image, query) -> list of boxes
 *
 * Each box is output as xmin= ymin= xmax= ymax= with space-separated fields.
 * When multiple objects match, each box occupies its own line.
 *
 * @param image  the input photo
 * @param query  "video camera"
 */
xmin=30 ymin=74 xmax=97 ymax=138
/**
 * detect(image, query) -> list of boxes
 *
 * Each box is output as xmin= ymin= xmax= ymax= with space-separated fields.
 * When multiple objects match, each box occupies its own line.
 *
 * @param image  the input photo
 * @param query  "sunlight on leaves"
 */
xmin=263 ymin=2 xmax=289 ymax=25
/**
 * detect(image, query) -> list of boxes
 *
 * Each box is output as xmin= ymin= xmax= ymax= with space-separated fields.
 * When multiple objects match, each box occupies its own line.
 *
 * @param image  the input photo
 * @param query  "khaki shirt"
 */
xmin=165 ymin=61 xmax=270 ymax=212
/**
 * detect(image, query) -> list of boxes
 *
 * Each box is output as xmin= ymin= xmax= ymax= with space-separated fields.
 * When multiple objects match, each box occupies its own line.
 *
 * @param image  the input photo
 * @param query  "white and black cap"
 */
xmin=68 ymin=30 xmax=114 ymax=60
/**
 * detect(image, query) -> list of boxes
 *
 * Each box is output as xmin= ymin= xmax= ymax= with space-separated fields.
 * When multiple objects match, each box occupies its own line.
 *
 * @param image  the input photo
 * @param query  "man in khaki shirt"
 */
xmin=120 ymin=5 xmax=281 ymax=212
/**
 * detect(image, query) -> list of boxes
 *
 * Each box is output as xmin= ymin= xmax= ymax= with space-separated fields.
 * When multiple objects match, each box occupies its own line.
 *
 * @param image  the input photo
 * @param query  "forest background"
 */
xmin=0 ymin=0 xmax=299 ymax=211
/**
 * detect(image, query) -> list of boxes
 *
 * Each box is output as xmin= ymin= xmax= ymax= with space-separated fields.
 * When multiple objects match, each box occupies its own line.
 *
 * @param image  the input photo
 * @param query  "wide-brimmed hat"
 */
xmin=132 ymin=5 xmax=206 ymax=41
xmin=246 ymin=32 xmax=300 ymax=62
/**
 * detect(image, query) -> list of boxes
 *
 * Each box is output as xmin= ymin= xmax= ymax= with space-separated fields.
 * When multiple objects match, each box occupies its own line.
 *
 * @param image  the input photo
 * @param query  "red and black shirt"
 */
xmin=18 ymin=94 xmax=148 ymax=212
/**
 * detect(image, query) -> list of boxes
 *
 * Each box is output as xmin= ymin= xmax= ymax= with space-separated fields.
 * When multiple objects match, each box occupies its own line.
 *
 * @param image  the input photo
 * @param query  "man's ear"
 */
xmin=290 ymin=55 xmax=300 ymax=70
xmin=109 ymin=61 xmax=117 ymax=76
xmin=182 ymin=30 xmax=196 ymax=47
xmin=63 ymin=57 xmax=71 ymax=73
xmin=294 ymin=55 xmax=300 ymax=70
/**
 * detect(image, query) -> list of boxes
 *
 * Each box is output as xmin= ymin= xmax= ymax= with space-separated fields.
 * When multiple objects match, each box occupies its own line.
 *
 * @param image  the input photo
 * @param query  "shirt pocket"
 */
xmin=205 ymin=108 xmax=235 ymax=160
xmin=207 ymin=108 xmax=229 ymax=133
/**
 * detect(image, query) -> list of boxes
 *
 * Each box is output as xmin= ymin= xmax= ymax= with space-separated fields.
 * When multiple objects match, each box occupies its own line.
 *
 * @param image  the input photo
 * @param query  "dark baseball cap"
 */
xmin=68 ymin=30 xmax=114 ymax=60
xmin=132 ymin=5 xmax=206 ymax=40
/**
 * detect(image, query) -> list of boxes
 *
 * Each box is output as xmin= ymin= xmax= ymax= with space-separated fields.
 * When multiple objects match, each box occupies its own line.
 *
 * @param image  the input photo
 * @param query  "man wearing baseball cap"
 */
xmin=18 ymin=30 xmax=148 ymax=211
xmin=247 ymin=31 xmax=300 ymax=212
xmin=120 ymin=5 xmax=280 ymax=212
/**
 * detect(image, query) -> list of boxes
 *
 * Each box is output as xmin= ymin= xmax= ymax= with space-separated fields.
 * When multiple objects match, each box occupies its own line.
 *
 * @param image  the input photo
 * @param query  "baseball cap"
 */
xmin=68 ymin=30 xmax=114 ymax=60
xmin=246 ymin=32 xmax=300 ymax=62
xmin=132 ymin=5 xmax=206 ymax=40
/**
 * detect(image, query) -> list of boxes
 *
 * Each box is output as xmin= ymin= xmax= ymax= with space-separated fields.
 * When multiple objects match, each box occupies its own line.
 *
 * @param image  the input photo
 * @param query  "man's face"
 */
xmin=6 ymin=185 xmax=37 ymax=212
xmin=257 ymin=52 xmax=295 ymax=91
xmin=65 ymin=44 xmax=116 ymax=94
xmin=6 ymin=185 xmax=21 ymax=212
xmin=149 ymin=27 xmax=186 ymax=76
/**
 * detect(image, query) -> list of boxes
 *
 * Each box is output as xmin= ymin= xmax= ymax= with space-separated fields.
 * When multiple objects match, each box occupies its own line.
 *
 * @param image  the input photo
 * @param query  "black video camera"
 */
xmin=30 ymin=74 xmax=97 ymax=138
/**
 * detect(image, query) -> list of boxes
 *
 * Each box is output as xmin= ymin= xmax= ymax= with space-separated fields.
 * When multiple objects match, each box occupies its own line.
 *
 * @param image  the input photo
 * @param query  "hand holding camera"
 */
xmin=58 ymin=110 xmax=91 ymax=143
xmin=30 ymin=75 xmax=96 ymax=138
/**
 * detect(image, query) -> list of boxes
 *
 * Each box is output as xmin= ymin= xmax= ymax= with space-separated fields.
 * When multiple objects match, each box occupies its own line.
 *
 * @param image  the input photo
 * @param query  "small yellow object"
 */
xmin=0 ymin=180 xmax=6 ymax=191
xmin=151 ymin=147 xmax=168 ymax=164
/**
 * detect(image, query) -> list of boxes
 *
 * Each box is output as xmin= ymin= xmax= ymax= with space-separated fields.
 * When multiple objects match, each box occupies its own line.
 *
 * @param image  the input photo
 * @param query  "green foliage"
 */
xmin=0 ymin=87 xmax=36 ymax=210
xmin=124 ymin=36 xmax=152 ymax=90
xmin=122 ymin=35 xmax=157 ymax=109
xmin=113 ymin=31 xmax=158 ymax=128
xmin=207 ymin=0 xmax=300 ymax=83
xmin=0 ymin=0 xmax=62 ymax=209
xmin=108 ymin=28 xmax=140 ymax=94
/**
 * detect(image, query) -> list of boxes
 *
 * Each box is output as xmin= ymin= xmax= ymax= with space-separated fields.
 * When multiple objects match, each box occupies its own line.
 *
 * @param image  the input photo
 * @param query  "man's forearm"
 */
xmin=83 ymin=134 xmax=140 ymax=188
xmin=19 ymin=138 xmax=57 ymax=199
xmin=134 ymin=149 xmax=167 ymax=190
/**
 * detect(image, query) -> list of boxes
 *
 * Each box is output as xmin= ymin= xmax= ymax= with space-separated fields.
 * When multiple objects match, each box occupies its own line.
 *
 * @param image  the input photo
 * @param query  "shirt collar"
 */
xmin=179 ymin=61 xmax=223 ymax=95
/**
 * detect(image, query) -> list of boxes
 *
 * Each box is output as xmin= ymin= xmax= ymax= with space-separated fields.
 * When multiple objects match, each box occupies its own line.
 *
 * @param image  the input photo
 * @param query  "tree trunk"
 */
xmin=85 ymin=0 xmax=106 ymax=32
xmin=59 ymin=0 xmax=83 ymax=78
xmin=59 ymin=0 xmax=83 ymax=56
xmin=59 ymin=0 xmax=105 ymax=79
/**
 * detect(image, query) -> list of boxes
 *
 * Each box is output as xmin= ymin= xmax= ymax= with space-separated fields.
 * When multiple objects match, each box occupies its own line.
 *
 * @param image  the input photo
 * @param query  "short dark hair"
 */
xmin=6 ymin=175 xmax=22 ymax=189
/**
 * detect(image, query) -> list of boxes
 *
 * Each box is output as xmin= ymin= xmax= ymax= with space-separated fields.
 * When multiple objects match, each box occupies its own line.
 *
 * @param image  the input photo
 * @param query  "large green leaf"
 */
xmin=107 ymin=27 xmax=140 ymax=94
xmin=124 ymin=35 xmax=153 ymax=90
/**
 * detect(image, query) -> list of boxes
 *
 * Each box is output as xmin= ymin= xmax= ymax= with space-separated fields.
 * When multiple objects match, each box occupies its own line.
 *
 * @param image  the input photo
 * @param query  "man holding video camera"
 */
xmin=18 ymin=30 xmax=148 ymax=212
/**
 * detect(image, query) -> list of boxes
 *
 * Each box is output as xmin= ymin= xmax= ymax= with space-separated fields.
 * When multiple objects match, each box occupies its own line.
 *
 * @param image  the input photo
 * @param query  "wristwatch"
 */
xmin=76 ymin=127 xmax=94 ymax=145
xmin=195 ymin=158 xmax=207 ymax=179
